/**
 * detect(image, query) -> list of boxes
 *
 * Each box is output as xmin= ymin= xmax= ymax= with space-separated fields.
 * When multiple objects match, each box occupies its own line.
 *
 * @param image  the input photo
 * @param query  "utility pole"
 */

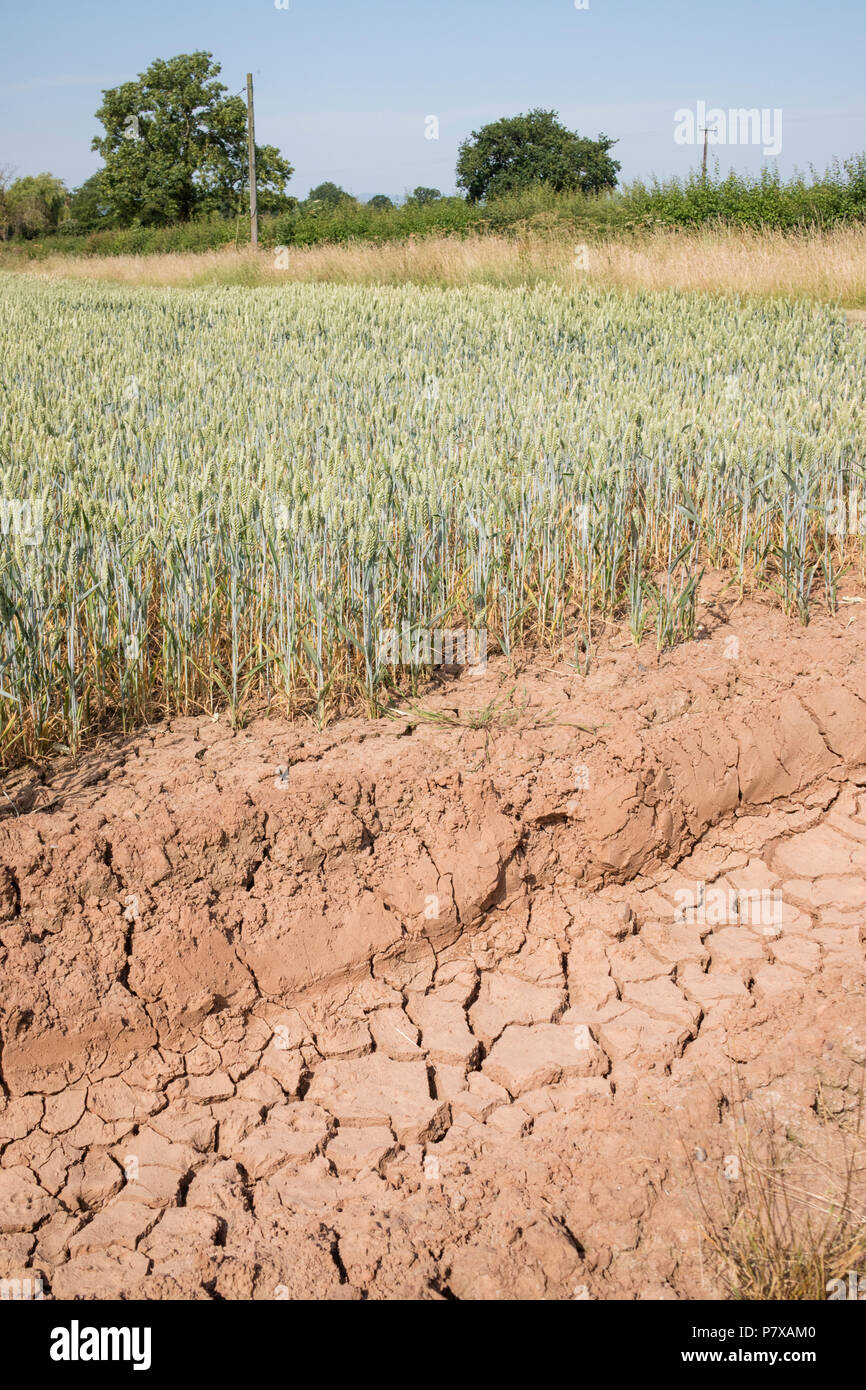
xmin=246 ymin=72 xmax=258 ymax=247
xmin=700 ymin=127 xmax=710 ymax=185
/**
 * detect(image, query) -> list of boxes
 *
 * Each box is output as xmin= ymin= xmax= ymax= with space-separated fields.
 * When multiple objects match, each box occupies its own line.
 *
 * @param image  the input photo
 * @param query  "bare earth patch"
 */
xmin=1 ymin=588 xmax=865 ymax=1299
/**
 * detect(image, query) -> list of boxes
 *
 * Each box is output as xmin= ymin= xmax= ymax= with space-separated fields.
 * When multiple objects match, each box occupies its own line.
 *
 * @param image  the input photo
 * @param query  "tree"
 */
xmin=0 ymin=164 xmax=15 ymax=239
xmin=367 ymin=194 xmax=394 ymax=210
xmin=257 ymin=187 xmax=298 ymax=217
xmin=68 ymin=171 xmax=114 ymax=231
xmin=91 ymin=51 xmax=293 ymax=225
xmin=407 ymin=186 xmax=442 ymax=206
xmin=2 ymin=173 xmax=68 ymax=238
xmin=456 ymin=109 xmax=620 ymax=203
xmin=306 ymin=182 xmax=353 ymax=209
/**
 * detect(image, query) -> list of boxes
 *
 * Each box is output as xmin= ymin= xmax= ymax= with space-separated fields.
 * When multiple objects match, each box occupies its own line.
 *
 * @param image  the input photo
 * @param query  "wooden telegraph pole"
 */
xmin=700 ymin=126 xmax=710 ymax=185
xmin=246 ymin=72 xmax=258 ymax=247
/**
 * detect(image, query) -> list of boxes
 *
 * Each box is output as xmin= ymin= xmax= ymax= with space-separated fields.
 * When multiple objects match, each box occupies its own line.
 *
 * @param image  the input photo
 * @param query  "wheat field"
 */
xmin=1 ymin=270 xmax=864 ymax=768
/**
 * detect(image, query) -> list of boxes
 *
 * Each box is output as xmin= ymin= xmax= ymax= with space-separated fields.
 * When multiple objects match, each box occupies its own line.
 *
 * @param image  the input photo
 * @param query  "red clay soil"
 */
xmin=1 ymin=585 xmax=865 ymax=1300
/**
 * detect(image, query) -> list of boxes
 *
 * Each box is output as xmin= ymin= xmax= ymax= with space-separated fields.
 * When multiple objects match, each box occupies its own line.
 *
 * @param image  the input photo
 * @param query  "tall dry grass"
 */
xmin=691 ymin=1067 xmax=866 ymax=1300
xmin=5 ymin=224 xmax=866 ymax=304
xmin=594 ymin=224 xmax=866 ymax=306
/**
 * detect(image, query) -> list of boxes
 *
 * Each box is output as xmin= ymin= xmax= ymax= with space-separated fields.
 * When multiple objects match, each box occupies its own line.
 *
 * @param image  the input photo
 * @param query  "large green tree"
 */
xmin=406 ymin=186 xmax=442 ymax=206
xmin=456 ymin=109 xmax=620 ymax=203
xmin=1 ymin=172 xmax=68 ymax=238
xmin=92 ymin=51 xmax=293 ymax=224
xmin=306 ymin=182 xmax=354 ymax=209
xmin=68 ymin=171 xmax=113 ymax=231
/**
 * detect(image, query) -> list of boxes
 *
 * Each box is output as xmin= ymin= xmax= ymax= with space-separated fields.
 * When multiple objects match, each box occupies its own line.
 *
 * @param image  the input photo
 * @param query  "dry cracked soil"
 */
xmin=1 ymin=582 xmax=866 ymax=1300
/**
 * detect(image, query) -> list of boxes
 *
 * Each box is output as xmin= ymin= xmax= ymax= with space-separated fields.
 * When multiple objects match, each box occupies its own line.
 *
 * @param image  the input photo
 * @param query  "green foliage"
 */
xmin=0 ymin=172 xmax=68 ymax=239
xmin=367 ymin=194 xmax=394 ymax=210
xmin=456 ymin=109 xmax=620 ymax=202
xmin=66 ymin=170 xmax=114 ymax=232
xmin=407 ymin=186 xmax=442 ymax=206
xmin=10 ymin=157 xmax=866 ymax=259
xmin=625 ymin=156 xmax=866 ymax=230
xmin=91 ymin=51 xmax=293 ymax=225
xmin=269 ymin=194 xmax=476 ymax=248
xmin=306 ymin=182 xmax=354 ymax=209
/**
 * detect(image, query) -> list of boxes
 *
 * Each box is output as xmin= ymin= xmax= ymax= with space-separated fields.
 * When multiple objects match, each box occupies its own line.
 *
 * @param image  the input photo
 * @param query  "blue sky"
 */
xmin=1 ymin=0 xmax=864 ymax=200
